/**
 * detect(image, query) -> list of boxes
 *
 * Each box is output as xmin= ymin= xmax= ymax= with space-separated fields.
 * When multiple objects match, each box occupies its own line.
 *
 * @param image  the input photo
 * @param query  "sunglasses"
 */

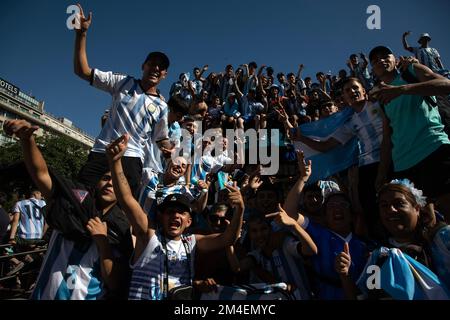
xmin=208 ymin=215 xmax=230 ymax=223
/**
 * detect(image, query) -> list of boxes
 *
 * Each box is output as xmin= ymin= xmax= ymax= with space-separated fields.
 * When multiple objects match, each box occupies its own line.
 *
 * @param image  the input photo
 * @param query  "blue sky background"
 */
xmin=1 ymin=0 xmax=449 ymax=137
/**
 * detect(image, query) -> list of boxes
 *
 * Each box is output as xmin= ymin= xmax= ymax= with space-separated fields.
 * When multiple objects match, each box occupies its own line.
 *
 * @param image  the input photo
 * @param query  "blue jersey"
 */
xmin=303 ymin=217 xmax=368 ymax=299
xmin=12 ymin=198 xmax=46 ymax=240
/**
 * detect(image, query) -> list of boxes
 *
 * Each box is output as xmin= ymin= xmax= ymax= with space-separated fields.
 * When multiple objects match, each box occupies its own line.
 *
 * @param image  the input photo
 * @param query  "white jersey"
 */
xmin=91 ymin=69 xmax=169 ymax=169
xmin=12 ymin=198 xmax=46 ymax=240
xmin=333 ymin=101 xmax=383 ymax=166
xmin=129 ymin=233 xmax=196 ymax=300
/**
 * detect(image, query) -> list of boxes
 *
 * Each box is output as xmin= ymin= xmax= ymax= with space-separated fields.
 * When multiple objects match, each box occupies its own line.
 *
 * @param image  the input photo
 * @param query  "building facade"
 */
xmin=0 ymin=76 xmax=94 ymax=147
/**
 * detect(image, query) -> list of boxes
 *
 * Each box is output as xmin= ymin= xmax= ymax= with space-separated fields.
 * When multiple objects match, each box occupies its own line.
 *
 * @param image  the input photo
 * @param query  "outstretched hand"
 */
xmin=3 ymin=120 xmax=38 ymax=140
xmin=74 ymin=3 xmax=92 ymax=33
xmin=106 ymin=134 xmax=129 ymax=163
xmin=225 ymin=182 xmax=244 ymax=210
xmin=265 ymin=204 xmax=296 ymax=227
xmin=296 ymin=151 xmax=312 ymax=182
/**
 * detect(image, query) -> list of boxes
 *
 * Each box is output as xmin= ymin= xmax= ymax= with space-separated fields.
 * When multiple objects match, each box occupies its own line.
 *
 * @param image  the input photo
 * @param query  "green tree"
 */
xmin=0 ymin=133 xmax=89 ymax=206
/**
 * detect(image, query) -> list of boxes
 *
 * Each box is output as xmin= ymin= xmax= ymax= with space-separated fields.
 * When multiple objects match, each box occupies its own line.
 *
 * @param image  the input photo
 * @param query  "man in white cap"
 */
xmin=402 ymin=31 xmax=446 ymax=75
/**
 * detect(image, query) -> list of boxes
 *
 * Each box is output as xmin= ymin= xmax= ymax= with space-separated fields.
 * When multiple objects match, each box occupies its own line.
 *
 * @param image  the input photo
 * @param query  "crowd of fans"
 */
xmin=1 ymin=4 xmax=450 ymax=300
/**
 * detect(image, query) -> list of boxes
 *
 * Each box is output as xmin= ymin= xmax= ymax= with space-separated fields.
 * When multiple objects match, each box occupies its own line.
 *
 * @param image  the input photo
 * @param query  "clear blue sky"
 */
xmin=1 ymin=0 xmax=449 ymax=137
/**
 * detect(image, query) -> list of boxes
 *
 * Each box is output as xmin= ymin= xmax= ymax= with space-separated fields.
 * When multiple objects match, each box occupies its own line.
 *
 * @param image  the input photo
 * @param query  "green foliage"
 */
xmin=0 ymin=133 xmax=89 ymax=206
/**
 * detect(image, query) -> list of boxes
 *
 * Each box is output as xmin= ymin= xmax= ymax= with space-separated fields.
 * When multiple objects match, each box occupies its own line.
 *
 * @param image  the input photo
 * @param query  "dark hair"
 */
xmin=316 ymin=72 xmax=325 ymax=78
xmin=249 ymin=62 xmax=258 ymax=69
xmin=304 ymin=77 xmax=312 ymax=82
xmin=303 ymin=183 xmax=322 ymax=194
xmin=276 ymin=72 xmax=285 ymax=79
xmin=210 ymin=203 xmax=229 ymax=216
xmin=266 ymin=67 xmax=274 ymax=74
xmin=287 ymin=72 xmax=295 ymax=79
xmin=226 ymin=64 xmax=233 ymax=71
xmin=183 ymin=116 xmax=196 ymax=123
xmin=349 ymin=54 xmax=358 ymax=59
xmin=168 ymin=94 xmax=190 ymax=114
xmin=144 ymin=51 xmax=170 ymax=70
xmin=194 ymin=67 xmax=200 ymax=72
xmin=377 ymin=183 xmax=419 ymax=207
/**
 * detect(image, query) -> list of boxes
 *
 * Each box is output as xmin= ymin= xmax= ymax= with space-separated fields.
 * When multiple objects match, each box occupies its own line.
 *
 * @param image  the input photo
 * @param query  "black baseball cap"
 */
xmin=369 ymin=46 xmax=394 ymax=63
xmin=144 ymin=51 xmax=170 ymax=70
xmin=158 ymin=193 xmax=192 ymax=214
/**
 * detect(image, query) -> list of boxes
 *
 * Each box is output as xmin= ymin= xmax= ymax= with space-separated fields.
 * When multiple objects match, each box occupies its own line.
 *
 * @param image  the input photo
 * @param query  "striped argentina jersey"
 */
xmin=129 ymin=232 xmax=196 ymax=300
xmin=412 ymin=47 xmax=443 ymax=73
xmin=333 ymin=101 xmax=383 ymax=167
xmin=247 ymin=236 xmax=311 ymax=300
xmin=12 ymin=198 xmax=46 ymax=240
xmin=31 ymin=230 xmax=103 ymax=300
xmin=91 ymin=69 xmax=169 ymax=167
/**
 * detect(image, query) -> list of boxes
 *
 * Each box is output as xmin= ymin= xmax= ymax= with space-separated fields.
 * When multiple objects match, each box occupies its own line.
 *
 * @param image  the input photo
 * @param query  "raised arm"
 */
xmin=360 ymin=53 xmax=369 ymax=69
xmin=296 ymin=64 xmax=304 ymax=80
xmin=402 ymin=31 xmax=414 ymax=53
xmin=199 ymin=65 xmax=209 ymax=80
xmin=106 ymin=135 xmax=155 ymax=249
xmin=73 ymin=4 xmax=93 ymax=81
xmin=292 ymin=127 xmax=340 ymax=152
xmin=196 ymin=182 xmax=244 ymax=252
xmin=284 ymin=151 xmax=311 ymax=226
xmin=3 ymin=120 xmax=52 ymax=199
xmin=266 ymin=204 xmax=318 ymax=256
xmin=374 ymin=63 xmax=450 ymax=105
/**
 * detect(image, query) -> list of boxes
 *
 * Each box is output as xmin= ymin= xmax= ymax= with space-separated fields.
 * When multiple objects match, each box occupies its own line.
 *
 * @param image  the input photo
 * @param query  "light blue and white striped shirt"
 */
xmin=12 ymin=198 xmax=46 ymax=240
xmin=333 ymin=101 xmax=383 ymax=167
xmin=31 ymin=231 xmax=103 ymax=300
xmin=248 ymin=236 xmax=311 ymax=300
xmin=413 ymin=47 xmax=444 ymax=73
xmin=129 ymin=233 xmax=196 ymax=300
xmin=91 ymin=69 xmax=169 ymax=170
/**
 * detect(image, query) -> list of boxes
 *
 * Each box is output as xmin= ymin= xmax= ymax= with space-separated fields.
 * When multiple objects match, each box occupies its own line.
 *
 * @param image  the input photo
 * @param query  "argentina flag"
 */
xmin=293 ymin=107 xmax=359 ymax=183
xmin=356 ymin=247 xmax=450 ymax=300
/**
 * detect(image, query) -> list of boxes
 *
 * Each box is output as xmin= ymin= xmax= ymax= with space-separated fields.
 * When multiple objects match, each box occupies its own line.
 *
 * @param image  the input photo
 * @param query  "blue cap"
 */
xmin=369 ymin=46 xmax=394 ymax=63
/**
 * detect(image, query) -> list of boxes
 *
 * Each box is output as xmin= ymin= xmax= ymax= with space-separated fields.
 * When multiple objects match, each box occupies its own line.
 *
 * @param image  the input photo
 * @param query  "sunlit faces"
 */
xmin=320 ymin=102 xmax=338 ymax=117
xmin=167 ymin=157 xmax=187 ymax=179
xmin=159 ymin=205 xmax=192 ymax=239
xmin=379 ymin=190 xmax=420 ymax=240
xmin=325 ymin=194 xmax=352 ymax=234
xmin=182 ymin=120 xmax=198 ymax=135
xmin=248 ymin=219 xmax=271 ymax=249
xmin=370 ymin=53 xmax=396 ymax=78
xmin=142 ymin=58 xmax=168 ymax=86
xmin=96 ymin=172 xmax=116 ymax=204
xmin=342 ymin=80 xmax=367 ymax=105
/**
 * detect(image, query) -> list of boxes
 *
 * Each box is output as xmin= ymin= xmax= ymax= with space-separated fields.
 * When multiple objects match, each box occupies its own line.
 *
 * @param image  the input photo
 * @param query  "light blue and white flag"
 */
xmin=356 ymin=247 xmax=450 ymax=300
xmin=293 ymin=107 xmax=359 ymax=183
